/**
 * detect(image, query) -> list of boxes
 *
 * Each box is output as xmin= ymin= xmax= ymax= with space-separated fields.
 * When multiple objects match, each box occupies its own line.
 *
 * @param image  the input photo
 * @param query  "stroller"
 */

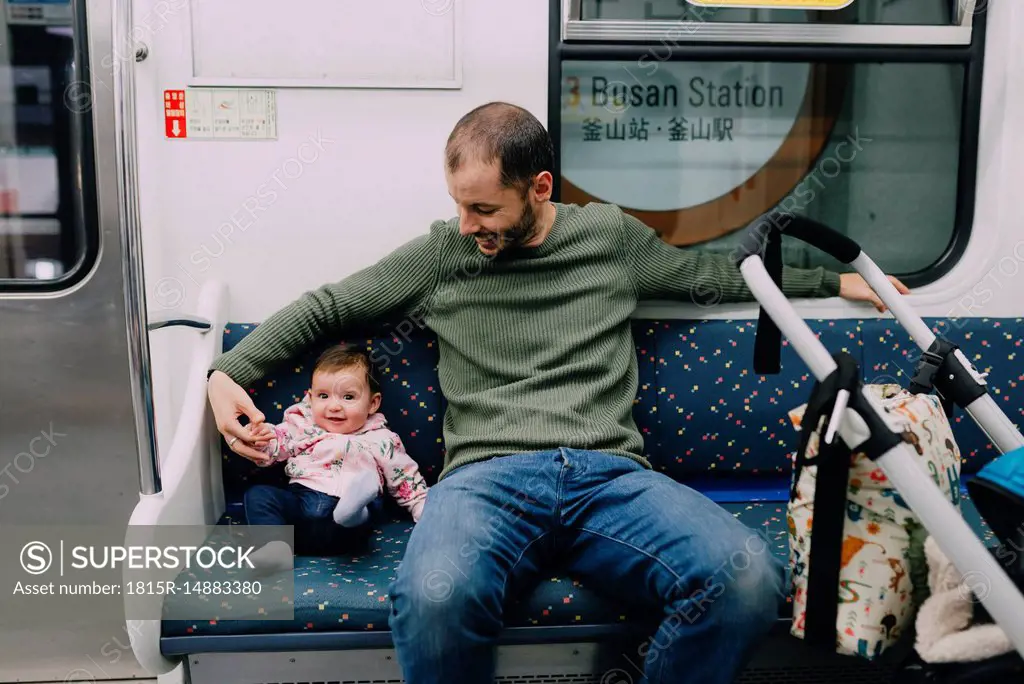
xmin=731 ymin=212 xmax=1024 ymax=682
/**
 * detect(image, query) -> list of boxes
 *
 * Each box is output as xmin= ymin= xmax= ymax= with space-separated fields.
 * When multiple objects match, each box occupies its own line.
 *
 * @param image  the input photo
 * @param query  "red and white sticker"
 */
xmin=164 ymin=89 xmax=186 ymax=139
xmin=162 ymin=88 xmax=277 ymax=140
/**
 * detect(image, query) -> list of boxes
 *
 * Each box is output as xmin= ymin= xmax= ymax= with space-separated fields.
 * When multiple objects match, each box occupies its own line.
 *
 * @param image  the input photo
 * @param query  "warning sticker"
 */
xmin=164 ymin=90 xmax=186 ymax=139
xmin=686 ymin=0 xmax=854 ymax=8
xmin=164 ymin=88 xmax=277 ymax=140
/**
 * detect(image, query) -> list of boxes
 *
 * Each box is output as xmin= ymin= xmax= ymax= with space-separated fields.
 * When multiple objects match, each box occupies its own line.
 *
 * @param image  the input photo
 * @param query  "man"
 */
xmin=207 ymin=102 xmax=908 ymax=683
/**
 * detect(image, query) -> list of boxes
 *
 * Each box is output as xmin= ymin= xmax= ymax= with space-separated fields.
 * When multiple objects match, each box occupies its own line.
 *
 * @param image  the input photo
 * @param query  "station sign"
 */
xmin=558 ymin=58 xmax=846 ymax=246
xmin=561 ymin=61 xmax=810 ymax=211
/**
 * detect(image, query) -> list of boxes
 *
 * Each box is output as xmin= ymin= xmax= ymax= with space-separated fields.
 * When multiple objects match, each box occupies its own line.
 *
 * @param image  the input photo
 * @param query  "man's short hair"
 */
xmin=445 ymin=101 xmax=554 ymax=194
xmin=313 ymin=344 xmax=381 ymax=394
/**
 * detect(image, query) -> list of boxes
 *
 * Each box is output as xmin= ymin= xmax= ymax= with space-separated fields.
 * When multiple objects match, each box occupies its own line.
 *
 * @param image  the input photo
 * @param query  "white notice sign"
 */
xmin=182 ymin=88 xmax=277 ymax=140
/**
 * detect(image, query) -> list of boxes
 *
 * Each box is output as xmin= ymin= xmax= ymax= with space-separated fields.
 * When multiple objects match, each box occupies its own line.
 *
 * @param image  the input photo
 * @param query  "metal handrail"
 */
xmin=147 ymin=316 xmax=212 ymax=332
xmin=113 ymin=0 xmax=161 ymax=496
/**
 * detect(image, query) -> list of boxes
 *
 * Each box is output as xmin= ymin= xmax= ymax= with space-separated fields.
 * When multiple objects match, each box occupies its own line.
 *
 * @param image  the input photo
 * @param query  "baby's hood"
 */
xmin=354 ymin=412 xmax=389 ymax=434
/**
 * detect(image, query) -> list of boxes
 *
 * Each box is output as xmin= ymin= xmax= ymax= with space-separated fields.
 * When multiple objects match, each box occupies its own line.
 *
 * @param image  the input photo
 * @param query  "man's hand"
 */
xmin=839 ymin=273 xmax=910 ymax=313
xmin=208 ymin=370 xmax=271 ymax=464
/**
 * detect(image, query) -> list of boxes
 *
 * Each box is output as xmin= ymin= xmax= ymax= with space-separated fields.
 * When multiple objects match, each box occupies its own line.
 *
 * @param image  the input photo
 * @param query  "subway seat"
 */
xmin=160 ymin=317 xmax=1024 ymax=652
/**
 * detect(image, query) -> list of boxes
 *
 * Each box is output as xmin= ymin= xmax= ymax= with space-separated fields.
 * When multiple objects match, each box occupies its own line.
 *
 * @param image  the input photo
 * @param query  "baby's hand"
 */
xmin=247 ymin=422 xmax=275 ymax=447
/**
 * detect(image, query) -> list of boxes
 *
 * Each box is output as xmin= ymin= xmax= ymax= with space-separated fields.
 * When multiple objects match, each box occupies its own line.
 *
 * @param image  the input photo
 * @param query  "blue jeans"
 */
xmin=244 ymin=482 xmax=381 ymax=556
xmin=388 ymin=449 xmax=784 ymax=684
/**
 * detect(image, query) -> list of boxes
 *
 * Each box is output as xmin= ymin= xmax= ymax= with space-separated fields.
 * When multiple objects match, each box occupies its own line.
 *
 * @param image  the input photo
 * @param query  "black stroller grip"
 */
xmin=733 ymin=211 xmax=862 ymax=375
xmin=732 ymin=211 xmax=862 ymax=266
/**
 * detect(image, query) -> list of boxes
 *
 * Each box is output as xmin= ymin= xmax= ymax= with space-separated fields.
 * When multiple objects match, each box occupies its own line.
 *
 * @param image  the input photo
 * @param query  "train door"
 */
xmin=0 ymin=0 xmax=150 ymax=679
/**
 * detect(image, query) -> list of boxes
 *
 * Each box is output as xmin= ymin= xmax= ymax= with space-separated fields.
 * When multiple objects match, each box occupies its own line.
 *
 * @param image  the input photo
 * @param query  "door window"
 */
xmin=0 ymin=3 xmax=96 ymax=288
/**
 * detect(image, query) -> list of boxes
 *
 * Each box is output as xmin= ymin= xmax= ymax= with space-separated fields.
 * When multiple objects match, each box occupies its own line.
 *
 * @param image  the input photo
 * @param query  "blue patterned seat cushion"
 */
xmin=170 ymin=317 xmax=1021 ymax=639
xmin=160 ymin=491 xmax=996 ymax=638
xmin=651 ymin=317 xmax=1023 ymax=488
xmin=862 ymin=318 xmax=1024 ymax=473
xmin=219 ymin=317 xmax=1024 ymax=501
xmin=160 ymin=502 xmax=788 ymax=638
xmin=649 ymin=319 xmax=862 ymax=499
xmin=161 ymin=506 xmax=643 ymax=637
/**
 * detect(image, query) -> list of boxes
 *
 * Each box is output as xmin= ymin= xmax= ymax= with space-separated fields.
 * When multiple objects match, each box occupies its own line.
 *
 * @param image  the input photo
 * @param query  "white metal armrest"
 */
xmin=126 ymin=279 xmax=228 ymax=675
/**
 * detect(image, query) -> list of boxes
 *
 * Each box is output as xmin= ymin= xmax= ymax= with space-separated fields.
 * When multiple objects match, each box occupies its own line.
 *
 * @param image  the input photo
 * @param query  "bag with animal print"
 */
xmin=786 ymin=383 xmax=962 ymax=660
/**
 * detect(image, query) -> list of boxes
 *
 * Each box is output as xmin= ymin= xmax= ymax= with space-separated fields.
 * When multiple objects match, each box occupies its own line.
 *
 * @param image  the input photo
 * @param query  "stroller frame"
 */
xmin=732 ymin=212 xmax=1024 ymax=659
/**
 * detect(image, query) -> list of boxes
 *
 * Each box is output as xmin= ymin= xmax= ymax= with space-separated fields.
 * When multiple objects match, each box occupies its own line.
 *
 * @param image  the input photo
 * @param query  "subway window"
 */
xmin=553 ymin=0 xmax=986 ymax=284
xmin=0 ymin=8 xmax=97 ymax=288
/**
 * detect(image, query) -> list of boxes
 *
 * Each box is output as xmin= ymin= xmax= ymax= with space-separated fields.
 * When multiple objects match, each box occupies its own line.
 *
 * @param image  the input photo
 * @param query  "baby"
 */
xmin=242 ymin=344 xmax=428 ymax=569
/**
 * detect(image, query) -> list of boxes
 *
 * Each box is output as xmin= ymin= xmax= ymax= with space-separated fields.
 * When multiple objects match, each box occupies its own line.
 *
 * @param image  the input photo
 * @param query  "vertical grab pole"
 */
xmin=112 ymin=0 xmax=161 ymax=496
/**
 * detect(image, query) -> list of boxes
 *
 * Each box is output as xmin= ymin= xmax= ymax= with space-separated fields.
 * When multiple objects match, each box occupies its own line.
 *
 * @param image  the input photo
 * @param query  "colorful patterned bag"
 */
xmin=786 ymin=383 xmax=962 ymax=659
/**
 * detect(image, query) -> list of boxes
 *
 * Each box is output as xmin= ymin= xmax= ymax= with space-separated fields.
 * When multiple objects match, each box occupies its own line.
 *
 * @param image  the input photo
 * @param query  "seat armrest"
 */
xmin=151 ymin=278 xmax=229 ymax=525
xmin=125 ymin=279 xmax=228 ymax=676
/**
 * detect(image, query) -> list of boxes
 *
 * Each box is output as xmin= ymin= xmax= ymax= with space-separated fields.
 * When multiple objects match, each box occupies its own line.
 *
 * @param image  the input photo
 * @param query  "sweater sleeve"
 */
xmin=620 ymin=211 xmax=841 ymax=304
xmin=255 ymin=400 xmax=317 ymax=464
xmin=210 ymin=223 xmax=444 ymax=386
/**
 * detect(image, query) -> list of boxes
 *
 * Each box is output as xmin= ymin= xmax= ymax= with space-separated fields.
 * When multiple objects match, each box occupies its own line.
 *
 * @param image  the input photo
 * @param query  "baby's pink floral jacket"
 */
xmin=256 ymin=398 xmax=428 ymax=522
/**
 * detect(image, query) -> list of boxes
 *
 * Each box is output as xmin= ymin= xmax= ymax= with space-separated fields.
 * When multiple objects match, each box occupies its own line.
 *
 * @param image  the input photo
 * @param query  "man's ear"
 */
xmin=531 ymin=171 xmax=553 ymax=202
xmin=370 ymin=393 xmax=382 ymax=414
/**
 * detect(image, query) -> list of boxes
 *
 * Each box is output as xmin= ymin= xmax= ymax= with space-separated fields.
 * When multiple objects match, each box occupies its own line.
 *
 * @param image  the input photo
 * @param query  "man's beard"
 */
xmin=479 ymin=201 xmax=539 ymax=257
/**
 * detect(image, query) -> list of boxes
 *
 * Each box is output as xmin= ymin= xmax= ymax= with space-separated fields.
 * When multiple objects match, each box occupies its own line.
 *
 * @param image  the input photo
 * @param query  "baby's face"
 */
xmin=309 ymin=367 xmax=381 ymax=434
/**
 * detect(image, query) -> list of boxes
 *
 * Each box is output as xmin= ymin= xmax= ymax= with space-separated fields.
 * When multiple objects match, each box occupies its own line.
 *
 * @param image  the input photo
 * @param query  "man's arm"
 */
xmin=620 ymin=211 xmax=841 ymax=304
xmin=210 ymin=223 xmax=445 ymax=387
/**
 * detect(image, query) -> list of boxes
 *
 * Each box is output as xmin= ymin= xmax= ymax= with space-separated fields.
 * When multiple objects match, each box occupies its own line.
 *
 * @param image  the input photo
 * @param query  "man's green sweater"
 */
xmin=211 ymin=202 xmax=840 ymax=480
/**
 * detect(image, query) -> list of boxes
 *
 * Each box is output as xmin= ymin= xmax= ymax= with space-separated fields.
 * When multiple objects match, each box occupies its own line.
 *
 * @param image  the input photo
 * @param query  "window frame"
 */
xmin=548 ymin=0 xmax=989 ymax=287
xmin=564 ymin=0 xmax=979 ymax=44
xmin=0 ymin=2 xmax=101 ymax=293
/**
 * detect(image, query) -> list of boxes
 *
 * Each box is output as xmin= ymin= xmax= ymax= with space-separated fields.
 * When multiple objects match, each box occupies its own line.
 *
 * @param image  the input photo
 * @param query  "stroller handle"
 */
xmin=733 ymin=211 xmax=862 ymax=266
xmin=735 ymin=211 xmax=1024 ymax=456
xmin=733 ymin=212 xmax=937 ymax=350
xmin=737 ymin=251 xmax=1024 ymax=660
xmin=738 ymin=255 xmax=838 ymax=384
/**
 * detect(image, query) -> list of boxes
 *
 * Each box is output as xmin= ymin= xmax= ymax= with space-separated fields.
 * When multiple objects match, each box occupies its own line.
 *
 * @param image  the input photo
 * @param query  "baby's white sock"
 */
xmin=333 ymin=469 xmax=381 ymax=527
xmin=246 ymin=540 xmax=293 ymax=577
